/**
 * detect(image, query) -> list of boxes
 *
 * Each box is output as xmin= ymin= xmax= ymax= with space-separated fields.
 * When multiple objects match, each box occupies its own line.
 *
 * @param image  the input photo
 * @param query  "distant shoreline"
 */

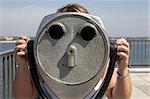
xmin=0 ymin=41 xmax=16 ymax=43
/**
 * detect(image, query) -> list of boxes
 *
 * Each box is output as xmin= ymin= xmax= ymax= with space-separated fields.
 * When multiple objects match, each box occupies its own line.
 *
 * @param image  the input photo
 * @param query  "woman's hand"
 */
xmin=13 ymin=35 xmax=36 ymax=98
xmin=116 ymin=38 xmax=130 ymax=76
xmin=15 ymin=35 xmax=30 ymax=64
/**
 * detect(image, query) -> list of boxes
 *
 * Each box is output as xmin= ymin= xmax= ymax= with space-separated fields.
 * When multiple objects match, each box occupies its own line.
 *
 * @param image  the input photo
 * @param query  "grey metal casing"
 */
xmin=33 ymin=12 xmax=110 ymax=99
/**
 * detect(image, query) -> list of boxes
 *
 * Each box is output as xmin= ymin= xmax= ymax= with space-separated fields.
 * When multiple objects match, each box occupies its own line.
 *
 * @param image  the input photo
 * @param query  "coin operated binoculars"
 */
xmin=27 ymin=13 xmax=117 ymax=99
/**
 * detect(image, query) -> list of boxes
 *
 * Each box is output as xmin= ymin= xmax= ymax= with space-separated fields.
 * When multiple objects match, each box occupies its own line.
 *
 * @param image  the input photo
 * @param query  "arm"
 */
xmin=106 ymin=38 xmax=132 ymax=99
xmin=12 ymin=36 xmax=37 ymax=99
xmin=113 ymin=38 xmax=132 ymax=99
xmin=112 ymin=69 xmax=131 ymax=99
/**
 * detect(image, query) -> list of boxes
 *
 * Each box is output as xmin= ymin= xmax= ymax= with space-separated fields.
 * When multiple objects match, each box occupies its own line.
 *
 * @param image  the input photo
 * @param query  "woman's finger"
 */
xmin=16 ymin=39 xmax=27 ymax=45
xmin=117 ymin=45 xmax=130 ymax=55
xmin=16 ymin=44 xmax=26 ymax=49
xmin=116 ymin=52 xmax=128 ymax=60
xmin=19 ymin=35 xmax=28 ymax=40
xmin=16 ymin=51 xmax=26 ymax=56
xmin=116 ymin=38 xmax=129 ymax=47
xmin=19 ymin=35 xmax=30 ymax=42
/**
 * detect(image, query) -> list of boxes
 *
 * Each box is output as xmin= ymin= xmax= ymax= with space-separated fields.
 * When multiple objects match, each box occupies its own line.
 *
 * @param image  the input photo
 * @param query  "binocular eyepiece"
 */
xmin=48 ymin=22 xmax=65 ymax=39
xmin=80 ymin=24 xmax=96 ymax=41
xmin=48 ymin=22 xmax=96 ymax=41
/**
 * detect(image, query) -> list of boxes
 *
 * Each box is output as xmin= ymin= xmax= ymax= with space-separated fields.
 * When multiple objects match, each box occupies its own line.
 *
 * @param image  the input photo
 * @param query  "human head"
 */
xmin=57 ymin=3 xmax=89 ymax=13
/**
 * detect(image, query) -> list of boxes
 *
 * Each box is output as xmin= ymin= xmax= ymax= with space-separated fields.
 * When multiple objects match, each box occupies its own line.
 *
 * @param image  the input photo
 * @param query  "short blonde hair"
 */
xmin=57 ymin=3 xmax=89 ymax=13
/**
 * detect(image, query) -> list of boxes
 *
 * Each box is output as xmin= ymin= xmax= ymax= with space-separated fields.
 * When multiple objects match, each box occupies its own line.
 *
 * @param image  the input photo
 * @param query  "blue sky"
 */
xmin=0 ymin=0 xmax=149 ymax=37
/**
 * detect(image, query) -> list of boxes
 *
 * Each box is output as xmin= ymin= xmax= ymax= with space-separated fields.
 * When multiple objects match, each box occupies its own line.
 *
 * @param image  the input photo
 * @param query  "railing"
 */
xmin=127 ymin=37 xmax=150 ymax=67
xmin=0 ymin=49 xmax=16 ymax=99
xmin=0 ymin=37 xmax=150 ymax=98
xmin=109 ymin=37 xmax=150 ymax=67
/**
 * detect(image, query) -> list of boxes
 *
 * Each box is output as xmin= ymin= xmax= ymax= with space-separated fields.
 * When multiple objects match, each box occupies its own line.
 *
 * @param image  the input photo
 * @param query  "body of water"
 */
xmin=0 ymin=41 xmax=16 ymax=52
